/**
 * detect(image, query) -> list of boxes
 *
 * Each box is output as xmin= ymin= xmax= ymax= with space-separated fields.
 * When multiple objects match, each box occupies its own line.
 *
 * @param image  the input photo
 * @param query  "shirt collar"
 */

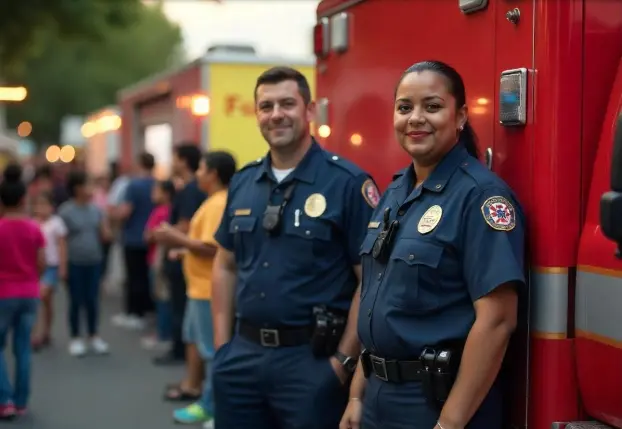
xmin=393 ymin=142 xmax=470 ymax=193
xmin=254 ymin=138 xmax=322 ymax=184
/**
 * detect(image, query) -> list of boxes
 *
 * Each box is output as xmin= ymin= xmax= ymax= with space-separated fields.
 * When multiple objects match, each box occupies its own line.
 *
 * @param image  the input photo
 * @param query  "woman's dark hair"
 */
xmin=66 ymin=170 xmax=88 ymax=198
xmin=397 ymin=60 xmax=480 ymax=159
xmin=157 ymin=180 xmax=176 ymax=200
xmin=0 ymin=163 xmax=27 ymax=208
xmin=204 ymin=151 xmax=237 ymax=186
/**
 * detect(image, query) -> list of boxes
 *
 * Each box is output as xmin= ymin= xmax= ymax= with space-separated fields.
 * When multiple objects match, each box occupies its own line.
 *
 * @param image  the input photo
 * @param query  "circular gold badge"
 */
xmin=304 ymin=193 xmax=327 ymax=218
xmin=417 ymin=205 xmax=443 ymax=234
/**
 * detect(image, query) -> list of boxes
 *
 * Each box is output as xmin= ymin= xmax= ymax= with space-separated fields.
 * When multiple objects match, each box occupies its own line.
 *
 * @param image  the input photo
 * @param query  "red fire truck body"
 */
xmin=313 ymin=0 xmax=622 ymax=428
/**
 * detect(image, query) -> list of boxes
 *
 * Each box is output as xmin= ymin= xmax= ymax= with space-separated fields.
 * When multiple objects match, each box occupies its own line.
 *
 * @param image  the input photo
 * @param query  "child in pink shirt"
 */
xmin=141 ymin=180 xmax=175 ymax=349
xmin=0 ymin=165 xmax=45 ymax=420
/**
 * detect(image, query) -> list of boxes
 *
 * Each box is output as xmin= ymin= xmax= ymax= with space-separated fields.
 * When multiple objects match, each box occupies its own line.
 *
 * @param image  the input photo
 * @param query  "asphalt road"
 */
xmin=6 ymin=291 xmax=188 ymax=429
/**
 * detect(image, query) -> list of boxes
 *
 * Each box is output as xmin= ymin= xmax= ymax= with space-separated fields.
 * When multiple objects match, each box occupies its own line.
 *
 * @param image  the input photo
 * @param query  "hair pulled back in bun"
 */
xmin=3 ymin=163 xmax=23 ymax=183
xmin=0 ymin=163 xmax=26 ymax=208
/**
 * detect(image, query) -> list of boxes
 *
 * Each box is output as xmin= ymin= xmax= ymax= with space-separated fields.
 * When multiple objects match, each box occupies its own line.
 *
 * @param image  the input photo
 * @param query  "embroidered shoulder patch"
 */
xmin=481 ymin=196 xmax=516 ymax=231
xmin=361 ymin=179 xmax=380 ymax=208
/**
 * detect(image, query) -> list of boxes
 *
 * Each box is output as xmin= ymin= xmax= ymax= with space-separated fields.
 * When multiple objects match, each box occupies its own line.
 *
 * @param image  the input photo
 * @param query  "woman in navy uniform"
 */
xmin=339 ymin=61 xmax=526 ymax=429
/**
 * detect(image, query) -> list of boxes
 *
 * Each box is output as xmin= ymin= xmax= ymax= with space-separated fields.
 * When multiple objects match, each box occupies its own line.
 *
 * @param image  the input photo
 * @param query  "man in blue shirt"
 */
xmin=155 ymin=144 xmax=206 ymax=373
xmin=211 ymin=66 xmax=379 ymax=429
xmin=116 ymin=152 xmax=156 ymax=329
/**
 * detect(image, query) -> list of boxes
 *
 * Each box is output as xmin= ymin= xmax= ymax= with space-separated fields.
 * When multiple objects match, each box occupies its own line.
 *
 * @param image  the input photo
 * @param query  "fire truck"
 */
xmin=312 ymin=0 xmax=622 ymax=428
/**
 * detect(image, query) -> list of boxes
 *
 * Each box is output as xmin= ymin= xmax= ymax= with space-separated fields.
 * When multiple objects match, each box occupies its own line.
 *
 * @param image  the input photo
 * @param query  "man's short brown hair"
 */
xmin=254 ymin=66 xmax=312 ymax=105
xmin=137 ymin=152 xmax=155 ymax=171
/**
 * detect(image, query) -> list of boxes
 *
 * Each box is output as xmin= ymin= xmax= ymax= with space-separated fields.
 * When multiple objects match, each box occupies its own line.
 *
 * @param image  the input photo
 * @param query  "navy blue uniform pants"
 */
xmin=213 ymin=335 xmax=347 ymax=429
xmin=362 ymin=378 xmax=502 ymax=429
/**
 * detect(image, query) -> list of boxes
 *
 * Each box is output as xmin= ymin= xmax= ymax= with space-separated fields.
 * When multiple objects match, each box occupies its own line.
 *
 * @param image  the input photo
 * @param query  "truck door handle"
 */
xmin=485 ymin=147 xmax=493 ymax=170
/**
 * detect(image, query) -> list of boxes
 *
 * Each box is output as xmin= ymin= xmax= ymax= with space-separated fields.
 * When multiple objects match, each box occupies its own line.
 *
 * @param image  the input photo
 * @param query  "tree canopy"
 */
xmin=5 ymin=2 xmax=184 ymax=144
xmin=0 ymin=0 xmax=143 ymax=75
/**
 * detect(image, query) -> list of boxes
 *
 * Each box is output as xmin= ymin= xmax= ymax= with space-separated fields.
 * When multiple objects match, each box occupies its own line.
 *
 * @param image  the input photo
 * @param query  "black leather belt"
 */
xmin=238 ymin=320 xmax=313 ymax=347
xmin=362 ymin=353 xmax=425 ymax=383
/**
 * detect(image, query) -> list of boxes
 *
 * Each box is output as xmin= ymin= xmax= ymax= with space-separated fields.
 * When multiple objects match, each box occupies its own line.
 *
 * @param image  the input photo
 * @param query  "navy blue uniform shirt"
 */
xmin=214 ymin=141 xmax=378 ymax=327
xmin=122 ymin=176 xmax=155 ymax=248
xmin=358 ymin=143 xmax=526 ymax=359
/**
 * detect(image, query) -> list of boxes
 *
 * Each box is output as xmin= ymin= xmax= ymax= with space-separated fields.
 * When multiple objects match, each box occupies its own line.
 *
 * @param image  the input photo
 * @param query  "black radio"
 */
xmin=372 ymin=207 xmax=399 ymax=263
xmin=311 ymin=305 xmax=347 ymax=357
xmin=420 ymin=343 xmax=463 ymax=408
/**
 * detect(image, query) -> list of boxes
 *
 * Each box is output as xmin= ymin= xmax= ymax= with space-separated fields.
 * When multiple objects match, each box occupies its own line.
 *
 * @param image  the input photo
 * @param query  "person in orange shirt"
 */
xmin=154 ymin=151 xmax=237 ymax=428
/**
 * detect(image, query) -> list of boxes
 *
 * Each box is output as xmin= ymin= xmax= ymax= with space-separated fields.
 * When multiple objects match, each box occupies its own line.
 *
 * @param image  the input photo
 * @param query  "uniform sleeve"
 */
xmin=214 ymin=188 xmax=234 ymax=251
xmin=343 ymin=174 xmax=379 ymax=265
xmin=462 ymin=187 xmax=526 ymax=301
xmin=199 ymin=197 xmax=227 ymax=246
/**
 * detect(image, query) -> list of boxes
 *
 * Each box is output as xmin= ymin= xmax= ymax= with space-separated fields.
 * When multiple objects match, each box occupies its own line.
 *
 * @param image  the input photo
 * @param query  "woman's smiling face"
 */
xmin=394 ymin=70 xmax=467 ymax=166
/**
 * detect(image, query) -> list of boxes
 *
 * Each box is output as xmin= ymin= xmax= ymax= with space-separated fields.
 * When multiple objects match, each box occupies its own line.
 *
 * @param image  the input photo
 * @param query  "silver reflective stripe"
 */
xmin=576 ymin=265 xmax=622 ymax=343
xmin=530 ymin=268 xmax=568 ymax=338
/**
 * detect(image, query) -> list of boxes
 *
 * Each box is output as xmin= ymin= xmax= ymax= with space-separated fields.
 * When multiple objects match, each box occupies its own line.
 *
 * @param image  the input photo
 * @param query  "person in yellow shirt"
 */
xmin=153 ymin=151 xmax=237 ymax=428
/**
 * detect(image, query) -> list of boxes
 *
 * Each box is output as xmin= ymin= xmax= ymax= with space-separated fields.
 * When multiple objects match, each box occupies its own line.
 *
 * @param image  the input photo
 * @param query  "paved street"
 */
xmin=7 ymin=291 xmax=187 ymax=429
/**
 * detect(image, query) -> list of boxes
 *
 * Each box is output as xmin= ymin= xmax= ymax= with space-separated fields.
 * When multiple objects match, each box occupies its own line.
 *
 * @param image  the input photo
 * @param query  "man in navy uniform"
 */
xmin=210 ymin=66 xmax=380 ymax=429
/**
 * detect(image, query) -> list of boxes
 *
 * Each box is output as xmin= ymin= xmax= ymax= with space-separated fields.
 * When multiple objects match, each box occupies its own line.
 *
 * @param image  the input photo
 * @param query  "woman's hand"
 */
xmin=339 ymin=398 xmax=363 ymax=429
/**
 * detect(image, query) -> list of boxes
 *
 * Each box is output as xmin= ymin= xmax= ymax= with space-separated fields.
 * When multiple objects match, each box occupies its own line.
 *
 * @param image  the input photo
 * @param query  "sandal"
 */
xmin=163 ymin=385 xmax=201 ymax=402
xmin=165 ymin=382 xmax=180 ymax=390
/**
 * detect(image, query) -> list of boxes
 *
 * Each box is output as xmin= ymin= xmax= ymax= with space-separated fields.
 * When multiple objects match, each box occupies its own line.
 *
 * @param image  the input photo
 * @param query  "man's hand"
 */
xmin=153 ymin=223 xmax=183 ymax=246
xmin=329 ymin=356 xmax=349 ymax=385
xmin=167 ymin=248 xmax=186 ymax=261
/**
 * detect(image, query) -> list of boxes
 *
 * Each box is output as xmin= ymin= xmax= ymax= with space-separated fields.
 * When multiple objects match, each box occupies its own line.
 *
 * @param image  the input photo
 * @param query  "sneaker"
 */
xmin=203 ymin=419 xmax=214 ymax=429
xmin=69 ymin=339 xmax=87 ymax=357
xmin=111 ymin=313 xmax=130 ymax=327
xmin=141 ymin=335 xmax=171 ymax=351
xmin=173 ymin=403 xmax=212 ymax=424
xmin=125 ymin=315 xmax=146 ymax=330
xmin=0 ymin=403 xmax=15 ymax=420
xmin=15 ymin=407 xmax=27 ymax=416
xmin=90 ymin=337 xmax=110 ymax=355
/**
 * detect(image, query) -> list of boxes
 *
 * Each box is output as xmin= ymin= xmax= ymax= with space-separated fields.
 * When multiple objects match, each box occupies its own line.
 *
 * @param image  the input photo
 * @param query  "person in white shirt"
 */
xmin=31 ymin=192 xmax=67 ymax=350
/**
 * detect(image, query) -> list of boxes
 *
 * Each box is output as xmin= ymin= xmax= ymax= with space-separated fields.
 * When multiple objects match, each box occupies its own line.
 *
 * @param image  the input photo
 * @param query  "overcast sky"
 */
xmin=154 ymin=0 xmax=320 ymax=60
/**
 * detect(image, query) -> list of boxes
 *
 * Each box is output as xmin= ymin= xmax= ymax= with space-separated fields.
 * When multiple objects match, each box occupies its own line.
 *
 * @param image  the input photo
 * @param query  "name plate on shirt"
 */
xmin=234 ymin=208 xmax=252 ymax=216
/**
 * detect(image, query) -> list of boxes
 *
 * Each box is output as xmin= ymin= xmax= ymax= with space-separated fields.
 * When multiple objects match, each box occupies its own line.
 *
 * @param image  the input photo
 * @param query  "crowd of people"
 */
xmin=0 ymin=144 xmax=236 ymax=428
xmin=0 ymin=62 xmax=525 ymax=429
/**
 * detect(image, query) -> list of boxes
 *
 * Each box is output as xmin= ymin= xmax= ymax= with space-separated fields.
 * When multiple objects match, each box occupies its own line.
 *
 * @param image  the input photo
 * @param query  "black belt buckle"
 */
xmin=260 ymin=329 xmax=280 ymax=347
xmin=370 ymin=355 xmax=388 ymax=381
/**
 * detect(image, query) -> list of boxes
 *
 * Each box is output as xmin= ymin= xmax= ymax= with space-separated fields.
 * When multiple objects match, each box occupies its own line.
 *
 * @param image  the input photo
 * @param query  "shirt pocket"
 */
xmin=359 ymin=231 xmax=379 ymax=299
xmin=229 ymin=216 xmax=258 ymax=269
xmin=283 ymin=220 xmax=332 ymax=272
xmin=387 ymin=239 xmax=444 ymax=313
